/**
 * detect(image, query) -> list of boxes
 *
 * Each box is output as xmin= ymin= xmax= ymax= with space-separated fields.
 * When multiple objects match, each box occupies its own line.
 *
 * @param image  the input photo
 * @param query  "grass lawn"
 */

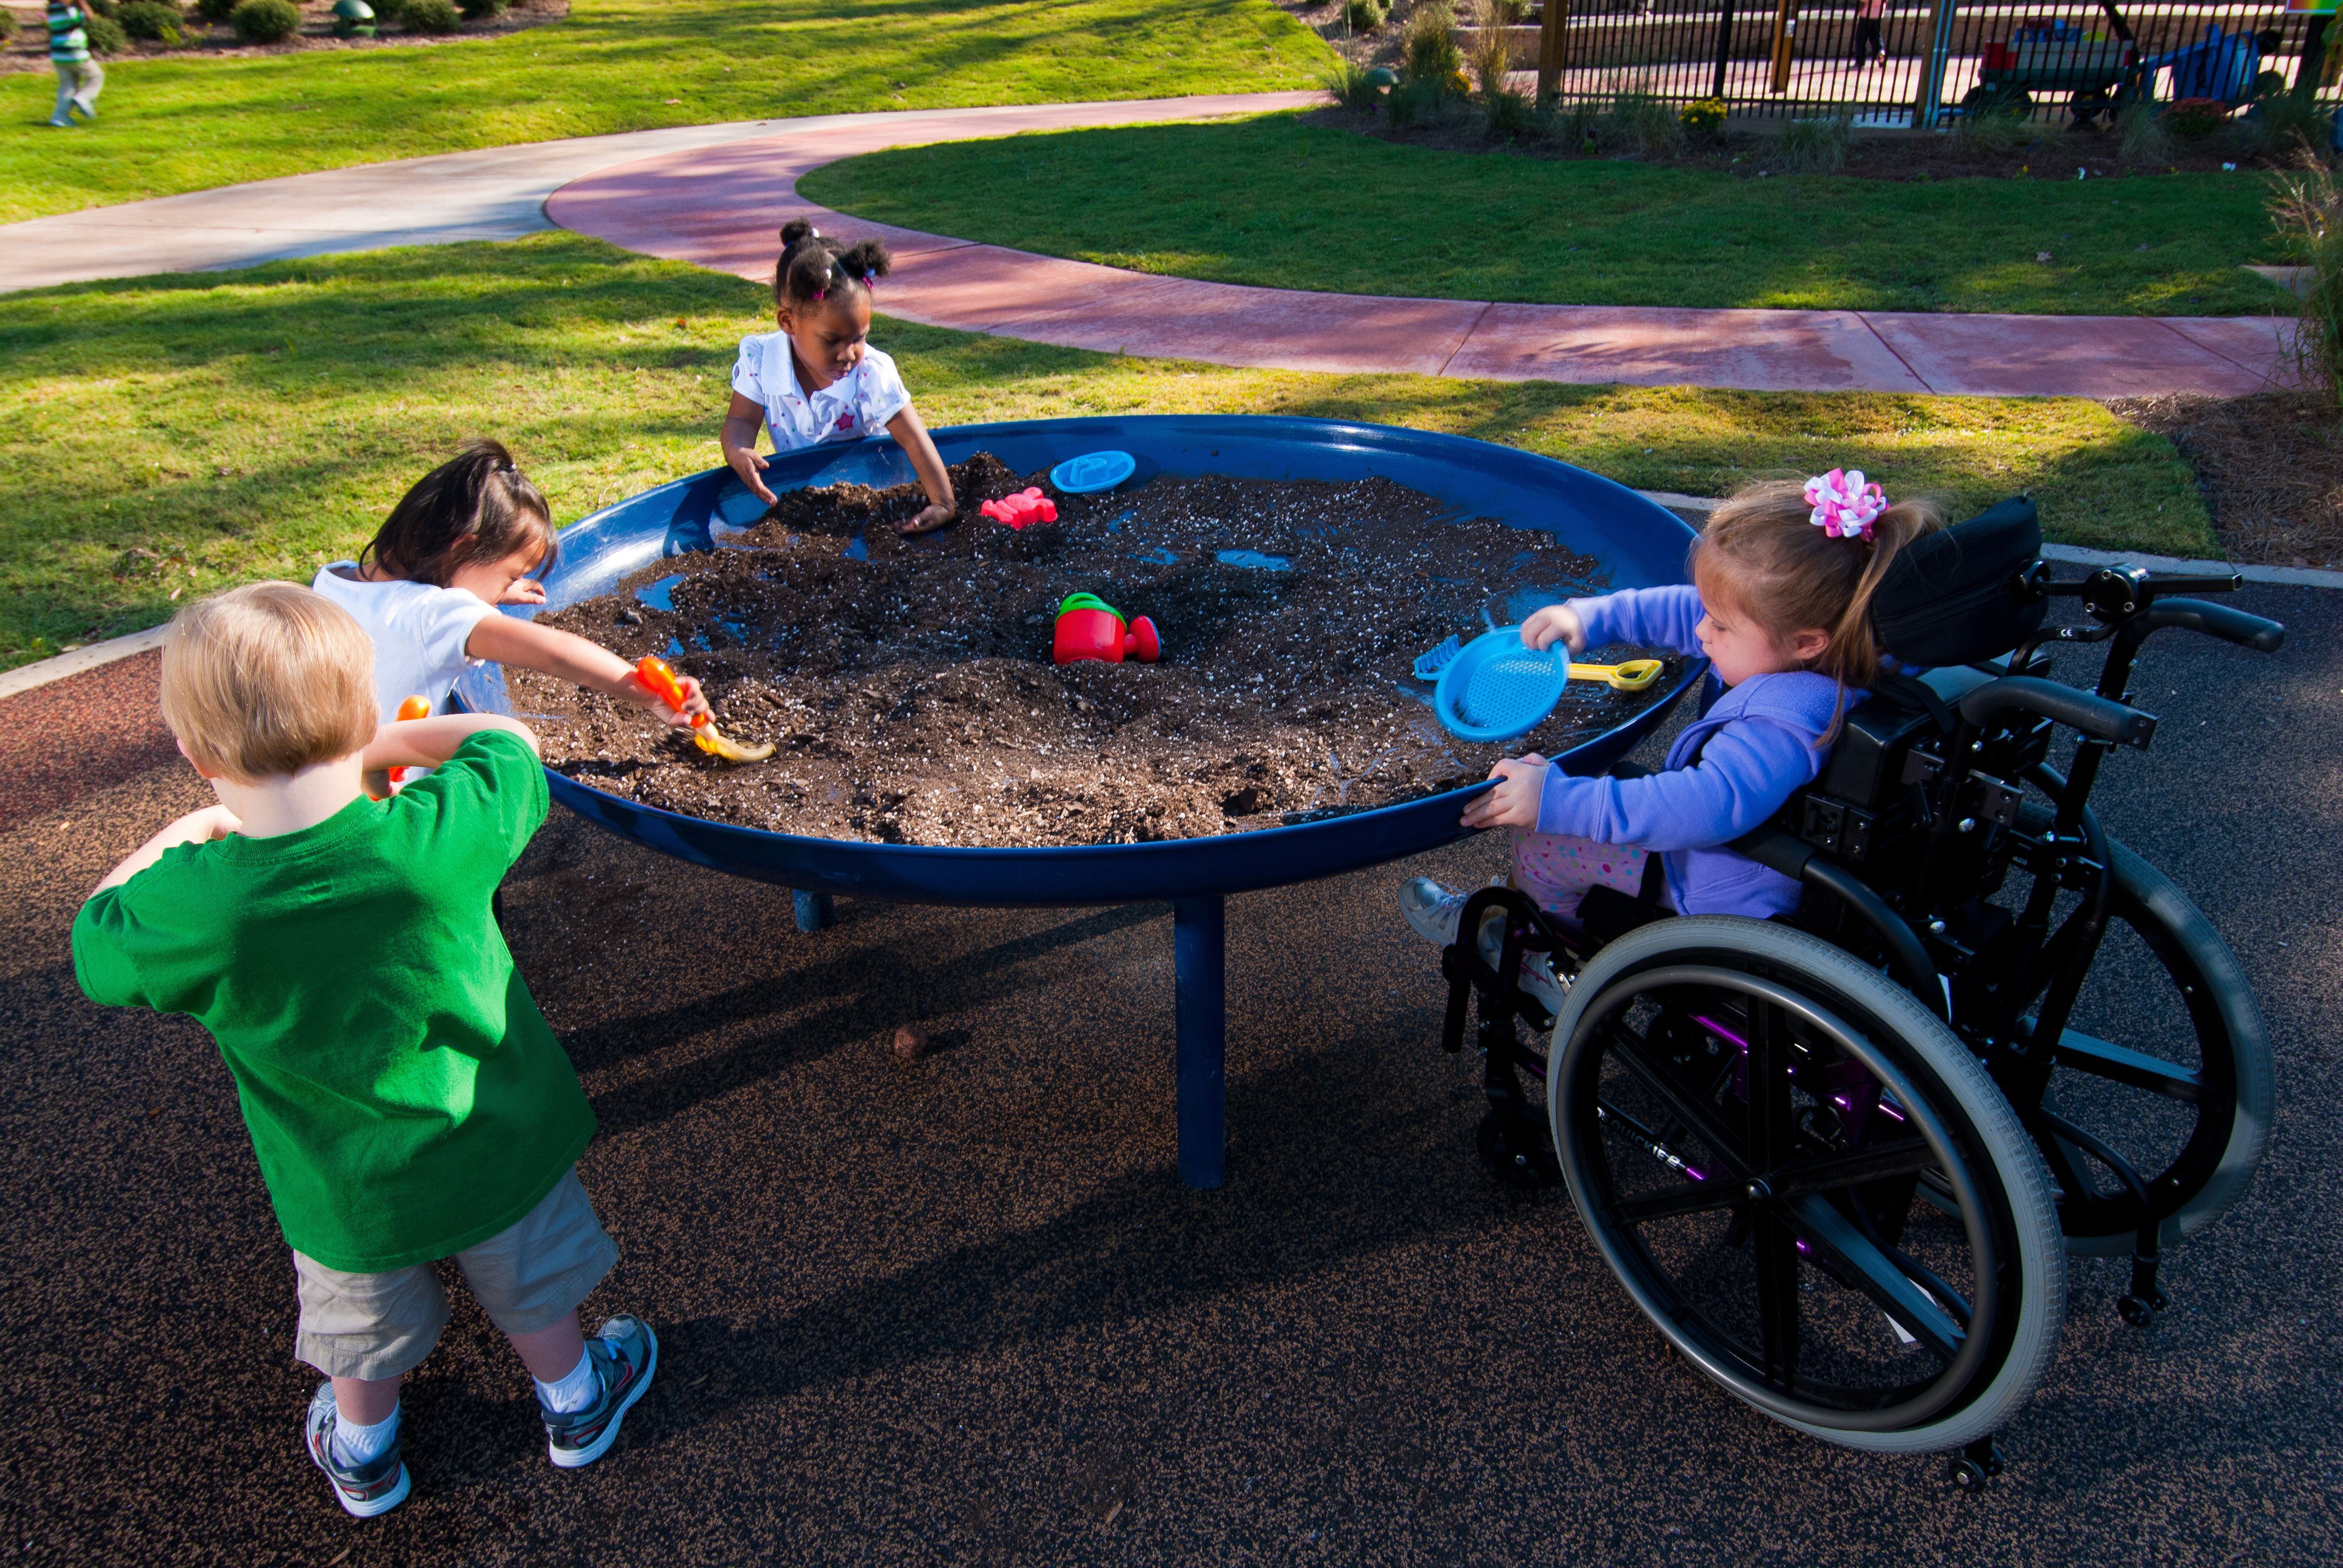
xmin=0 ymin=232 xmax=2213 ymax=668
xmin=801 ymin=113 xmax=2296 ymax=316
xmin=0 ymin=0 xmax=1330 ymax=225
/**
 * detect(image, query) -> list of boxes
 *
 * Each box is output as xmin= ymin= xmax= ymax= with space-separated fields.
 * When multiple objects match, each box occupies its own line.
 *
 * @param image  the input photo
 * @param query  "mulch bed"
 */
xmin=2110 ymin=389 xmax=2343 ymax=567
xmin=517 ymin=453 xmax=1678 ymax=848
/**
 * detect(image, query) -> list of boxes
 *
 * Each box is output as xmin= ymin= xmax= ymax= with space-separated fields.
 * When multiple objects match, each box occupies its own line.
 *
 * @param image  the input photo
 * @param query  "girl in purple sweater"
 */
xmin=1401 ymin=471 xmax=1942 ymax=1007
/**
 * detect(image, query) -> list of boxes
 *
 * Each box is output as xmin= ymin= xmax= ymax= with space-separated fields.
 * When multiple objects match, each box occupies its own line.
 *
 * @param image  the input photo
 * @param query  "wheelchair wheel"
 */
xmin=1550 ymin=918 xmax=2064 ymax=1453
xmin=2001 ymin=831 xmax=2275 ymax=1257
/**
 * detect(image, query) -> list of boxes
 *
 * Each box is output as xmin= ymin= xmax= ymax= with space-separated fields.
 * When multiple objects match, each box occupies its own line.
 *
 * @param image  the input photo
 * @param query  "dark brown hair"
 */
xmin=360 ymin=439 xmax=557 ymax=587
xmin=1692 ymin=478 xmax=1944 ymax=730
xmin=774 ymin=218 xmax=892 ymax=312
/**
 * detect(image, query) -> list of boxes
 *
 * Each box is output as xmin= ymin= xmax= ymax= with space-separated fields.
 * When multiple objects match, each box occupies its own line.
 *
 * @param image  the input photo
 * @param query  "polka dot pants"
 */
xmin=1512 ymin=830 xmax=1650 ymax=925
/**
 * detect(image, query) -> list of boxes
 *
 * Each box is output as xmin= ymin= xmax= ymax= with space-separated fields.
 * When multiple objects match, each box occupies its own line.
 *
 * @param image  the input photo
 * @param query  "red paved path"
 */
xmin=549 ymin=113 xmax=2292 ymax=399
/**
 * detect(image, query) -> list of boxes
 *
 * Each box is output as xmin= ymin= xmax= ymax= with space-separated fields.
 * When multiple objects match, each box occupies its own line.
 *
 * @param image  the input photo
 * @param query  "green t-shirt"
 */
xmin=72 ymin=730 xmax=595 ymax=1272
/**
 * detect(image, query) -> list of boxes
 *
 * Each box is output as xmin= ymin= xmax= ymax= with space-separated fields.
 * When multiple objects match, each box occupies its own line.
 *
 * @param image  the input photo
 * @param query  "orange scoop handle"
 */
xmin=635 ymin=655 xmax=709 ymax=727
xmin=394 ymin=695 xmax=432 ymax=722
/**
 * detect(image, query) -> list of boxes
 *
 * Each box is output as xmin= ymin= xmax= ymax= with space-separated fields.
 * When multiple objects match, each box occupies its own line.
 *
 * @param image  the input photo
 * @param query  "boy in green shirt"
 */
xmin=72 ymin=581 xmax=657 ymax=1519
xmin=46 ymin=1 xmax=104 ymax=128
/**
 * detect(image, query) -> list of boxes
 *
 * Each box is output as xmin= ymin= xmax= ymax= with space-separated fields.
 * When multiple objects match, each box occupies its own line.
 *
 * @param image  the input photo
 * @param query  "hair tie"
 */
xmin=861 ymin=268 xmax=878 ymax=291
xmin=1804 ymin=468 xmax=1887 ymax=542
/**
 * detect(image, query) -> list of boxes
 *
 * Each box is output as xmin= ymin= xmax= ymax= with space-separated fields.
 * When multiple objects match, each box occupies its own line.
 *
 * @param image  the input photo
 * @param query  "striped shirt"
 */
xmin=48 ymin=5 xmax=91 ymax=63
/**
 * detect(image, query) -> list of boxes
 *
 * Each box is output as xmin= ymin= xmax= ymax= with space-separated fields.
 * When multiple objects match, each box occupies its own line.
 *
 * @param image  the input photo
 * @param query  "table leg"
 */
xmin=1172 ymin=895 xmax=1227 ymax=1190
xmin=792 ymin=889 xmax=835 ymax=933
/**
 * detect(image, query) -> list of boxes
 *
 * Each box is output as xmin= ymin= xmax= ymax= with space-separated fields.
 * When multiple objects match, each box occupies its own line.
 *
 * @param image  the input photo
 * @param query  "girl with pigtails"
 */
xmin=720 ymin=220 xmax=958 ymax=534
xmin=1400 ymin=470 xmax=1943 ymax=1010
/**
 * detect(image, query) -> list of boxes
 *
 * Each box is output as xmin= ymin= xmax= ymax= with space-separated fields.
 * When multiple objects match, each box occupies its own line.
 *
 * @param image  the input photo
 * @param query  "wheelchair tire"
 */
xmin=1550 ymin=918 xmax=2065 ymax=1454
xmin=2006 ymin=829 xmax=2275 ymax=1257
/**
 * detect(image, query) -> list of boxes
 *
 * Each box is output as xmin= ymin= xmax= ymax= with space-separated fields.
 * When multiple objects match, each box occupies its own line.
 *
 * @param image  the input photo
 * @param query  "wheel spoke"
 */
xmin=1747 ymin=999 xmax=1804 ymax=1388
xmin=1782 ymin=1195 xmax=1965 ymax=1363
xmin=1766 ymin=1138 xmax=1936 ymax=1202
xmin=1615 ymin=1175 xmax=1747 ymax=1224
xmin=1605 ymin=1024 xmax=1752 ymax=1180
xmin=2047 ymin=1027 xmax=2203 ymax=1104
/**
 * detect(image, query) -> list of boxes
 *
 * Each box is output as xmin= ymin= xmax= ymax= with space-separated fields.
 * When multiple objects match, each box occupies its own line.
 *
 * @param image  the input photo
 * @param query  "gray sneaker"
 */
xmin=542 ymin=1316 xmax=658 ymax=1469
xmin=304 ymin=1383 xmax=410 ymax=1519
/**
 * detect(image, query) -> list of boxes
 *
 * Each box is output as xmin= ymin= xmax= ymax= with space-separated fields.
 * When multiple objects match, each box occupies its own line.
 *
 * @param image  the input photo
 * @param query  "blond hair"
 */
xmin=1692 ymin=479 xmax=1944 ymax=732
xmin=160 ymin=583 xmax=379 ymax=784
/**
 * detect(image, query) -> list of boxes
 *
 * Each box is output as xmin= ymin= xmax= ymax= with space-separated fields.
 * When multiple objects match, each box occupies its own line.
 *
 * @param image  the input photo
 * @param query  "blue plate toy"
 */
xmin=1432 ymin=628 xmax=1569 ymax=743
xmin=1049 ymin=450 xmax=1137 ymax=494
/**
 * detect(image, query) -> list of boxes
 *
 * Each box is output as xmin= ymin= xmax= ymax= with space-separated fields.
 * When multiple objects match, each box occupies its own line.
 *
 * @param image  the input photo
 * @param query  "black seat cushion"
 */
xmin=1872 ymin=497 xmax=2047 ymax=668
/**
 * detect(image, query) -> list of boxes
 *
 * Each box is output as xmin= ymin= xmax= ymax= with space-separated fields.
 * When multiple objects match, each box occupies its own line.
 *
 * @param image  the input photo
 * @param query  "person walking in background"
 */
xmin=46 ymin=0 xmax=104 ymax=126
xmin=1851 ymin=0 xmax=1887 ymax=66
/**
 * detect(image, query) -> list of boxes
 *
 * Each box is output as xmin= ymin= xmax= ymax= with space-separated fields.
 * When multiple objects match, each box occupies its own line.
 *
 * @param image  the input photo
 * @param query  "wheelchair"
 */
xmin=1433 ymin=499 xmax=2284 ymax=1485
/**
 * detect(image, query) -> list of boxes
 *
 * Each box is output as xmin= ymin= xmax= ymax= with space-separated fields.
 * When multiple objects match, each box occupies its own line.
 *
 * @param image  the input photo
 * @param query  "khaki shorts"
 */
xmin=292 ymin=1166 xmax=619 ymax=1382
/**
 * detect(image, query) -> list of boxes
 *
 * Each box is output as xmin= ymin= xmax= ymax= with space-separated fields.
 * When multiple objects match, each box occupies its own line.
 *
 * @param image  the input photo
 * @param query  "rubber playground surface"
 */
xmin=1 ymin=582 xmax=2337 ymax=1565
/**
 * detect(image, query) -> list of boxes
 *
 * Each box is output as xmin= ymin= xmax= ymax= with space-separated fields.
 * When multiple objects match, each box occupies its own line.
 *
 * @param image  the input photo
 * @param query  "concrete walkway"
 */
xmin=548 ymin=116 xmax=2294 ymax=400
xmin=0 ymin=93 xmax=2292 ymax=397
xmin=0 ymin=95 xmax=1322 ymax=293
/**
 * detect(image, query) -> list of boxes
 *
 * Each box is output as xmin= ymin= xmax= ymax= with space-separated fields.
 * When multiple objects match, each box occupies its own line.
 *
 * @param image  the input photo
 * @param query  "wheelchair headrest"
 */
xmin=1871 ymin=497 xmax=2047 ymax=668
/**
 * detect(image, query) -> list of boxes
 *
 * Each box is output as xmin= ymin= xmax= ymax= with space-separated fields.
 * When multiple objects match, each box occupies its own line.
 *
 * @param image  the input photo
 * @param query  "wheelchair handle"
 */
xmin=1958 ymin=677 xmax=2157 ymax=749
xmin=2131 ymin=597 xmax=2286 ymax=654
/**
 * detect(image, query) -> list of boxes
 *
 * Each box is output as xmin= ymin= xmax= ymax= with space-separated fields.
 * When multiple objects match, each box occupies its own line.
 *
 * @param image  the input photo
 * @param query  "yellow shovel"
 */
xmin=635 ymin=655 xmax=775 ymax=764
xmin=1569 ymin=657 xmax=1666 ymax=692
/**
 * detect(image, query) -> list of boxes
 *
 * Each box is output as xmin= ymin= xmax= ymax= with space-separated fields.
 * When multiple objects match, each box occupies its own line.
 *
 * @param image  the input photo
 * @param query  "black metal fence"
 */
xmin=1520 ymin=1 xmax=2339 ymax=124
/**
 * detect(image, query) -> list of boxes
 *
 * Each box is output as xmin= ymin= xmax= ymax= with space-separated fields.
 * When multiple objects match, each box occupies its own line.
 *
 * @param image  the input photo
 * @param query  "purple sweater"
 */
xmin=1537 ymin=585 xmax=1850 ymax=919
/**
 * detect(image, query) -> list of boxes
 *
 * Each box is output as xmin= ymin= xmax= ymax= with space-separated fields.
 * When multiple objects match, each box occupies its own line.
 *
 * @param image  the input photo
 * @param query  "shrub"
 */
xmin=1342 ymin=0 xmax=1386 ymax=32
xmin=1385 ymin=74 xmax=1451 ymax=130
xmin=1955 ymin=105 xmax=2036 ymax=156
xmin=1596 ymin=91 xmax=1683 ymax=157
xmin=368 ymin=0 xmax=407 ymax=22
xmin=2116 ymin=100 xmax=2173 ymax=163
xmin=1540 ymin=97 xmax=1599 ymax=152
xmin=1679 ymin=97 xmax=1726 ymax=142
xmin=193 ymin=0 xmax=237 ymax=18
xmin=117 ymin=0 xmax=183 ymax=42
xmin=1481 ymin=0 xmax=1526 ymax=24
xmin=401 ymin=0 xmax=458 ymax=31
xmin=83 ymin=0 xmax=117 ymax=18
xmin=2164 ymin=98 xmax=2229 ymax=140
xmin=1323 ymin=60 xmax=1385 ymax=113
xmin=1777 ymin=110 xmax=1852 ymax=174
xmin=80 ymin=12 xmax=128 ymax=51
xmin=0 ymin=8 xmax=16 ymax=40
xmin=1400 ymin=0 xmax=1462 ymax=85
xmin=456 ymin=0 xmax=503 ymax=18
xmin=2245 ymin=92 xmax=2329 ymax=159
xmin=2270 ymin=157 xmax=2343 ymax=405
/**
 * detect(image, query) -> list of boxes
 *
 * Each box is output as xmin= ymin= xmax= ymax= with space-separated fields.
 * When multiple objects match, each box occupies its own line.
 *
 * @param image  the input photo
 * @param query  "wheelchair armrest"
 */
xmin=1731 ymin=822 xmax=1946 ymax=1019
xmin=1958 ymin=676 xmax=2157 ymax=748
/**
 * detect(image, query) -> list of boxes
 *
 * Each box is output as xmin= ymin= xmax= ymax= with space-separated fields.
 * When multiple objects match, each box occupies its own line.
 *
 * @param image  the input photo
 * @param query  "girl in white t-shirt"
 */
xmin=314 ymin=440 xmax=711 ymax=728
xmin=720 ymin=220 xmax=958 ymax=534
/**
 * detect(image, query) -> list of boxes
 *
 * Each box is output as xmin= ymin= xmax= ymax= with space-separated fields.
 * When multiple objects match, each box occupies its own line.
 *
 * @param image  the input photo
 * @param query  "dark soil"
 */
xmin=1308 ymin=104 xmax=2311 ymax=183
xmin=2110 ymin=390 xmax=2343 ymax=566
xmin=517 ymin=454 xmax=1679 ymax=848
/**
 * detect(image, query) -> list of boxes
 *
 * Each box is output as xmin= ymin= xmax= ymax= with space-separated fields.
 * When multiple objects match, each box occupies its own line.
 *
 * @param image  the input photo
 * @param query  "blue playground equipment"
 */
xmin=454 ymin=415 xmax=1703 ymax=1190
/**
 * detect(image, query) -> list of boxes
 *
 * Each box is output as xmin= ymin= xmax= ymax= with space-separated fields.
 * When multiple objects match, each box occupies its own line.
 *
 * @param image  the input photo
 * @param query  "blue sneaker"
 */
xmin=304 ymin=1383 xmax=410 ymax=1519
xmin=542 ymin=1316 xmax=658 ymax=1469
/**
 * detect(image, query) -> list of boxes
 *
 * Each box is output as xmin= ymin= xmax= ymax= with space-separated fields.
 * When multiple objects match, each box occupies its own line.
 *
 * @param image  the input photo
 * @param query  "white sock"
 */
xmin=331 ymin=1404 xmax=399 ymax=1468
xmin=536 ymin=1347 xmax=598 ymax=1414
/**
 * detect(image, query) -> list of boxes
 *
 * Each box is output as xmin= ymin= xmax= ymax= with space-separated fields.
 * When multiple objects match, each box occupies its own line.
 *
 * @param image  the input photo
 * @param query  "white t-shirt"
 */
xmin=730 ymin=333 xmax=911 ymax=456
xmin=312 ymin=563 xmax=497 ymax=721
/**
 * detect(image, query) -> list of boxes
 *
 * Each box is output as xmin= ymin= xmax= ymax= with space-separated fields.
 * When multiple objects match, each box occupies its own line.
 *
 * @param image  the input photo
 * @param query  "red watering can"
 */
xmin=1053 ymin=593 xmax=1160 ymax=665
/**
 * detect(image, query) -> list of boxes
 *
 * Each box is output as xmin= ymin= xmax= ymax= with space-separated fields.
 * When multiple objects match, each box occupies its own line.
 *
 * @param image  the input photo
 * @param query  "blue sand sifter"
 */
xmin=1050 ymin=450 xmax=1137 ymax=494
xmin=1432 ymin=629 xmax=1666 ymax=742
xmin=1433 ymin=628 xmax=1572 ymax=743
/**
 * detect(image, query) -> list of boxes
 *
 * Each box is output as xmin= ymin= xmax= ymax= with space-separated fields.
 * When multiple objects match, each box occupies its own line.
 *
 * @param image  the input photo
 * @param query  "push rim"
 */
xmin=1556 ymin=954 xmax=2034 ymax=1434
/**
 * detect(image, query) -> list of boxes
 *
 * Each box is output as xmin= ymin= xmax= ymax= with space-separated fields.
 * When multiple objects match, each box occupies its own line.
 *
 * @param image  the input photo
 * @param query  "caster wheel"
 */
xmin=1476 ymin=1109 xmax=1559 ymax=1190
xmin=2116 ymin=1294 xmax=2156 ymax=1327
xmin=1949 ymin=1457 xmax=1991 ymax=1491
